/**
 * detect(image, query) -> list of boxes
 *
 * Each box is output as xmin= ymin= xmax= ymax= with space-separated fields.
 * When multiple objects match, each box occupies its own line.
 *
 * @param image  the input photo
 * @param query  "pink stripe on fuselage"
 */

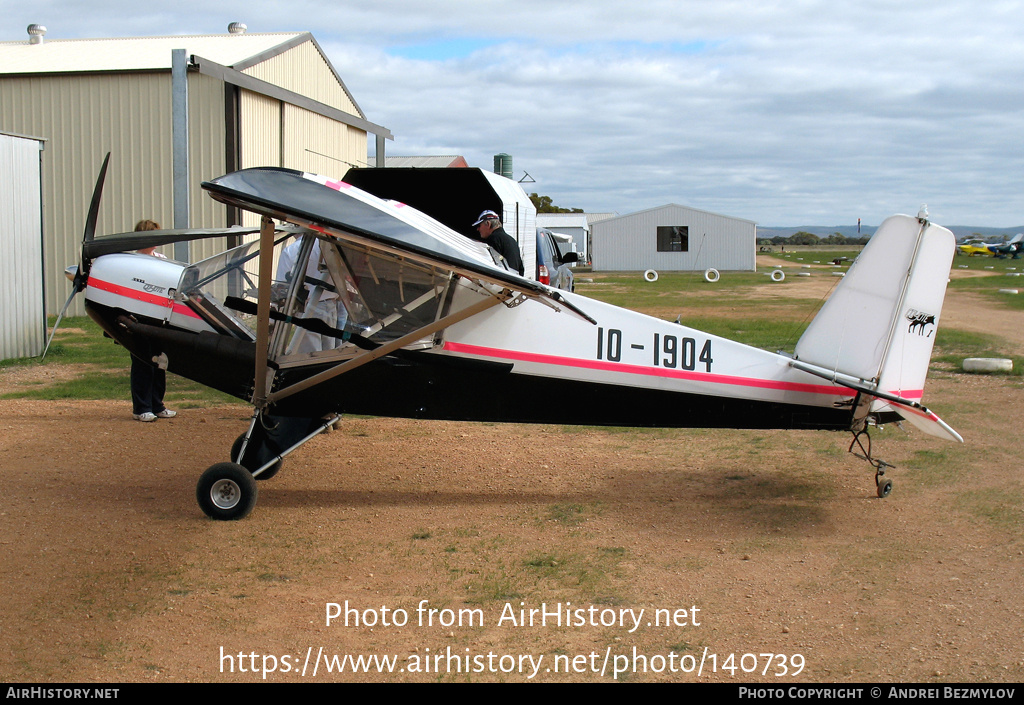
xmin=88 ymin=277 xmax=201 ymax=319
xmin=442 ymin=341 xmax=922 ymax=399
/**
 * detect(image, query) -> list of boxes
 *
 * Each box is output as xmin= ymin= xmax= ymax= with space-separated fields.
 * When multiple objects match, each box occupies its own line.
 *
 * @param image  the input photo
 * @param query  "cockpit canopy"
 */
xmin=179 ymin=228 xmax=452 ymax=366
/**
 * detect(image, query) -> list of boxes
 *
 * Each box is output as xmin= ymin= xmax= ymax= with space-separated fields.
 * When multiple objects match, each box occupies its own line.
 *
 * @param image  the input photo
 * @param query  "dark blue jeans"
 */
xmin=130 ymin=354 xmax=167 ymax=415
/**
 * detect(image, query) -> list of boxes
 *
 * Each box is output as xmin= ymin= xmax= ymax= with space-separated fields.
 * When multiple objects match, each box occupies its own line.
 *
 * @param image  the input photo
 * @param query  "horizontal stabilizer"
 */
xmin=789 ymin=358 xmax=962 ymax=443
xmin=871 ymin=397 xmax=963 ymax=443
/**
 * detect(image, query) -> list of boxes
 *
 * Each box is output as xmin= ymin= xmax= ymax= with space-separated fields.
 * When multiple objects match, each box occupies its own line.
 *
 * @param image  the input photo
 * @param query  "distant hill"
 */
xmin=758 ymin=225 xmax=1024 ymax=241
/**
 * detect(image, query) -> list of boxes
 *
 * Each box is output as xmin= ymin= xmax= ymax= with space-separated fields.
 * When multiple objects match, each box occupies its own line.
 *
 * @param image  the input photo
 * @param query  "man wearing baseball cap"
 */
xmin=472 ymin=210 xmax=525 ymax=276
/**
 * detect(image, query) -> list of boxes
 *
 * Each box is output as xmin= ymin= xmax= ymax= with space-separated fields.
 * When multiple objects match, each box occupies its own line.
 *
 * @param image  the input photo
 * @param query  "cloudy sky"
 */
xmin=6 ymin=0 xmax=1024 ymax=227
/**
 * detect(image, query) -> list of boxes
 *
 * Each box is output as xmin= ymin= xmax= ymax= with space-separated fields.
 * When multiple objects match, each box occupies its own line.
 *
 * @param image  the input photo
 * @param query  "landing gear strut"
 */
xmin=848 ymin=429 xmax=895 ymax=498
xmin=196 ymin=412 xmax=342 ymax=520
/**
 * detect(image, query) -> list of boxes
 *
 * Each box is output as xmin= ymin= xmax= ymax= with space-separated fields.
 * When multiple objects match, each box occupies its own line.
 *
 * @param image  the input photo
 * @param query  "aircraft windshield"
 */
xmin=179 ymin=230 xmax=453 ymax=366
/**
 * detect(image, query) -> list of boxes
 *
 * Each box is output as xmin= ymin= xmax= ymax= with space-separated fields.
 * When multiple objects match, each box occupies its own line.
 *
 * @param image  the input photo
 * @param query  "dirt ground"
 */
xmin=1 ymin=273 xmax=1022 ymax=683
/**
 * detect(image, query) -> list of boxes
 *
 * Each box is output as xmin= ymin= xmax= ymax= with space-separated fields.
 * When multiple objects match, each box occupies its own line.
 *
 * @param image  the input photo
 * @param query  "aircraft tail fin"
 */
xmin=794 ymin=213 xmax=958 ymax=437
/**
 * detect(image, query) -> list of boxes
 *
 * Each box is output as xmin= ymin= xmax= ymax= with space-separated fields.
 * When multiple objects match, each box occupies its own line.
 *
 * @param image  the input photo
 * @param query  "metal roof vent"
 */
xmin=27 ymin=24 xmax=46 ymax=45
xmin=228 ymin=22 xmax=247 ymax=34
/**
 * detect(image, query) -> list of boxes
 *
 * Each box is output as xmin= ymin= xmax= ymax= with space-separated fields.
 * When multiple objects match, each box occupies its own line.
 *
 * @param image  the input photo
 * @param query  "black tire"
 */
xmin=197 ymin=462 xmax=258 ymax=520
xmin=876 ymin=478 xmax=893 ymax=499
xmin=231 ymin=433 xmax=282 ymax=480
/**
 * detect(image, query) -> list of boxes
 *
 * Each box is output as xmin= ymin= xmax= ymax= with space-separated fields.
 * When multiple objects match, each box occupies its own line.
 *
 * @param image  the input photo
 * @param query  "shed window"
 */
xmin=656 ymin=226 xmax=689 ymax=252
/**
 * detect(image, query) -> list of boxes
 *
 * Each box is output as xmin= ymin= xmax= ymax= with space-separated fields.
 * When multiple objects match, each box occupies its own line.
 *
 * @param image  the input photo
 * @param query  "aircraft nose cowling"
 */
xmin=85 ymin=253 xmax=187 ymax=324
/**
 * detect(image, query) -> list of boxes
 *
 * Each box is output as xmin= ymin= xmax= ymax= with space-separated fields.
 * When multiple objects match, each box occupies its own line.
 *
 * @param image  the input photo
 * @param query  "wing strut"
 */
xmin=263 ymin=285 xmax=507 ymax=407
xmin=251 ymin=216 xmax=277 ymax=409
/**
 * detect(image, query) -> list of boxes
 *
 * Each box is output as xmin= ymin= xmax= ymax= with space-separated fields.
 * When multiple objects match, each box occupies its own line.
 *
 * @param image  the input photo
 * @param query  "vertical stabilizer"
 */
xmin=794 ymin=214 xmax=956 ymax=400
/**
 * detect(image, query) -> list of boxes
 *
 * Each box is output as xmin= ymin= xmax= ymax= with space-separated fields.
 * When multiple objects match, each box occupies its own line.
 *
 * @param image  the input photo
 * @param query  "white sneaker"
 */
xmin=156 ymin=409 xmax=177 ymax=419
xmin=133 ymin=412 xmax=157 ymax=422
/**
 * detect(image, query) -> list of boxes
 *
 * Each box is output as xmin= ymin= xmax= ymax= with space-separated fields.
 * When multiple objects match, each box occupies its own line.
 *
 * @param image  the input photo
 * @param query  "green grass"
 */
xmin=544 ymin=503 xmax=598 ymax=526
xmin=774 ymin=247 xmax=1024 ymax=311
xmin=576 ymin=273 xmax=818 ymax=351
xmin=521 ymin=549 xmax=626 ymax=596
xmin=577 ymin=269 xmax=820 ymax=311
xmin=578 ymin=252 xmax=1024 ymax=358
xmin=1 ymin=316 xmax=244 ymax=405
xmin=957 ymin=487 xmax=1024 ymax=529
xmin=462 ymin=545 xmax=628 ymax=605
xmin=932 ymin=328 xmax=1024 ymax=376
xmin=947 ymin=261 xmax=1024 ymax=310
xmin=2 ymin=316 xmax=122 ymax=369
xmin=670 ymin=315 xmax=810 ymax=352
xmin=582 ymin=269 xmax=771 ymax=294
xmin=901 ymin=447 xmax=964 ymax=488
xmin=766 ymin=248 xmax=864 ymax=265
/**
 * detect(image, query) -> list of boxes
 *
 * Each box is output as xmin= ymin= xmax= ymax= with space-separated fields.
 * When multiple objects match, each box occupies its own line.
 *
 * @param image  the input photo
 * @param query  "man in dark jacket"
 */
xmin=473 ymin=210 xmax=524 ymax=276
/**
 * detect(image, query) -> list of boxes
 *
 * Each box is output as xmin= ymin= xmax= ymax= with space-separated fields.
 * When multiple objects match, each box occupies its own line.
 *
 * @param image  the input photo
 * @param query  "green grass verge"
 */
xmin=1 ymin=316 xmax=243 ymax=405
xmin=932 ymin=328 xmax=1024 ymax=376
xmin=576 ymin=271 xmax=820 ymax=351
xmin=579 ymin=257 xmax=1023 ymax=362
xmin=947 ymin=257 xmax=1024 ymax=310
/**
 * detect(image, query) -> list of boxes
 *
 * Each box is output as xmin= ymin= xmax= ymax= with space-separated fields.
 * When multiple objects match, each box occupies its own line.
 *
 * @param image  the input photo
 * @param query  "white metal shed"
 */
xmin=591 ymin=204 xmax=757 ymax=272
xmin=0 ymin=132 xmax=46 ymax=359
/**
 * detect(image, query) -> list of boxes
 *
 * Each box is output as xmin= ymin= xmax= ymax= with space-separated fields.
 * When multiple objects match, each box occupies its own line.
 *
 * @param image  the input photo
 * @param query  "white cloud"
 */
xmin=5 ymin=0 xmax=1024 ymax=225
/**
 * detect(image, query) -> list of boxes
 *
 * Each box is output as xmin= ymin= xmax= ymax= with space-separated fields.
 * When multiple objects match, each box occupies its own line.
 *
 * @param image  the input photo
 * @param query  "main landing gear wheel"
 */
xmin=197 ymin=462 xmax=258 ymax=520
xmin=231 ymin=433 xmax=282 ymax=480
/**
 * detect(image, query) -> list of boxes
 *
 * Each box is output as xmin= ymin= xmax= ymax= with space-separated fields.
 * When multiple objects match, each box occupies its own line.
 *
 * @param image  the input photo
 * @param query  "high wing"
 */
xmin=201 ymin=168 xmax=592 ymax=323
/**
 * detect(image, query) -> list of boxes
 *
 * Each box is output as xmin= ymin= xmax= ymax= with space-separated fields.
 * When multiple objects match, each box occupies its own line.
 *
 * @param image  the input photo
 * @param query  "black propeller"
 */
xmin=42 ymin=152 xmax=110 ymax=359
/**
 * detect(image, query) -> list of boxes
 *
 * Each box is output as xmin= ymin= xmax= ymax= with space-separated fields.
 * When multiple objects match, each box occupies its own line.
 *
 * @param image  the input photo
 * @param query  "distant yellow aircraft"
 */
xmin=957 ymin=238 xmax=997 ymax=256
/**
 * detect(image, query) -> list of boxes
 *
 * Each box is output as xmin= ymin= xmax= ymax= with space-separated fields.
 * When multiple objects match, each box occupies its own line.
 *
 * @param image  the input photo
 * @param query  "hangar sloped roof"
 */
xmin=0 ymin=32 xmax=307 ymax=74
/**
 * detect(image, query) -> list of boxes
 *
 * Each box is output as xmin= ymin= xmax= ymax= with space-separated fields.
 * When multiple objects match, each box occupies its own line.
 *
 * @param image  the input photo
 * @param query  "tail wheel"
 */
xmin=876 ymin=476 xmax=893 ymax=498
xmin=197 ymin=462 xmax=258 ymax=520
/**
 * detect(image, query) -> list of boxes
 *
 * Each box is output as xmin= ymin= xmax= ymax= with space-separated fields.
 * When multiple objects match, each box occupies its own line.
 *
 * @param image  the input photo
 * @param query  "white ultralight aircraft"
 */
xmin=54 ymin=157 xmax=962 ymax=519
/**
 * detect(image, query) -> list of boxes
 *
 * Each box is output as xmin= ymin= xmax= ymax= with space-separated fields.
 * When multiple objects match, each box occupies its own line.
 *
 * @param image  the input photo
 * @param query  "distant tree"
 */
xmin=788 ymin=231 xmax=821 ymax=246
xmin=529 ymin=192 xmax=583 ymax=214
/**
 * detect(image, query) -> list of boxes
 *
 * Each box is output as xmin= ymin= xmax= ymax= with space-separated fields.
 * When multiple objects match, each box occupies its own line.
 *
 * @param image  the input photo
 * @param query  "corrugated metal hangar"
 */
xmin=590 ymin=204 xmax=757 ymax=272
xmin=0 ymin=24 xmax=393 ymax=316
xmin=0 ymin=131 xmax=46 ymax=358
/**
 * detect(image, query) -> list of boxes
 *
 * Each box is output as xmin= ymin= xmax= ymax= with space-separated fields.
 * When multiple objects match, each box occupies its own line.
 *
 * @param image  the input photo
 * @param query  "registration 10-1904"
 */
xmin=597 ymin=328 xmax=714 ymax=373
